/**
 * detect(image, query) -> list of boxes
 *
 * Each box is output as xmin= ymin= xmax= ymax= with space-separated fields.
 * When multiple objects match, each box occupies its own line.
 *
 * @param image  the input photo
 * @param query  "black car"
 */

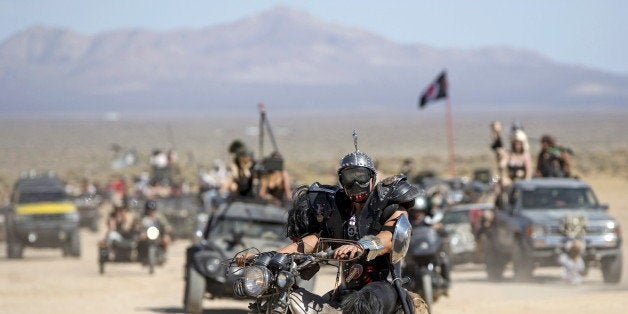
xmin=183 ymin=199 xmax=314 ymax=314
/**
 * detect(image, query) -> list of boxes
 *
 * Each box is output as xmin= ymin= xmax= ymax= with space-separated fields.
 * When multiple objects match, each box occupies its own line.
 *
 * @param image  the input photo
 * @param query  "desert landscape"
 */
xmin=1 ymin=110 xmax=627 ymax=313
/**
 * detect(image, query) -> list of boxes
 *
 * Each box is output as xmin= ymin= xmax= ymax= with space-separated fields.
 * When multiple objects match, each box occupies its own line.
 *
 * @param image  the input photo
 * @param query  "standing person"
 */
xmin=491 ymin=123 xmax=533 ymax=208
xmin=536 ymin=134 xmax=572 ymax=178
xmin=258 ymin=152 xmax=292 ymax=206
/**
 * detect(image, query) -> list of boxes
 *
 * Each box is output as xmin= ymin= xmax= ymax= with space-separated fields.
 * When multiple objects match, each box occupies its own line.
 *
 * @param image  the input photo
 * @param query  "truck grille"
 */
xmin=31 ymin=214 xmax=65 ymax=222
xmin=549 ymin=225 xmax=605 ymax=235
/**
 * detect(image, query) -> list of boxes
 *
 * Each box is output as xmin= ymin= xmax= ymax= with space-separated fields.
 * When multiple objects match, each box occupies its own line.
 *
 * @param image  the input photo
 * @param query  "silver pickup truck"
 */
xmin=483 ymin=178 xmax=622 ymax=283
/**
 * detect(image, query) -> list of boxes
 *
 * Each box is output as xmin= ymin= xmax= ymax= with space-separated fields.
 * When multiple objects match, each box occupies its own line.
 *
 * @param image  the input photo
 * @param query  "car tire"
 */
xmin=89 ymin=218 xmax=100 ymax=233
xmin=65 ymin=230 xmax=81 ymax=258
xmin=6 ymin=228 xmax=24 ymax=259
xmin=601 ymin=253 xmax=622 ymax=284
xmin=483 ymin=234 xmax=506 ymax=281
xmin=512 ymin=238 xmax=533 ymax=282
xmin=184 ymin=265 xmax=205 ymax=314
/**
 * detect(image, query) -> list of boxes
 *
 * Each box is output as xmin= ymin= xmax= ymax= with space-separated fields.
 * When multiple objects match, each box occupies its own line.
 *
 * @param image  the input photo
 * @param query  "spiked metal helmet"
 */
xmin=337 ymin=131 xmax=376 ymax=203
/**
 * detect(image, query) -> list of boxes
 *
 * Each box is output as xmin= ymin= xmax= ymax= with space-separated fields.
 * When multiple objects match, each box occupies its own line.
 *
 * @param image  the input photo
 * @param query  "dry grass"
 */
xmin=0 ymin=109 xmax=627 ymax=188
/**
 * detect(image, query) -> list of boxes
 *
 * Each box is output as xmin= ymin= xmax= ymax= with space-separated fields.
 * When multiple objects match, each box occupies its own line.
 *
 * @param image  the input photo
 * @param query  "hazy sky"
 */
xmin=1 ymin=0 xmax=626 ymax=74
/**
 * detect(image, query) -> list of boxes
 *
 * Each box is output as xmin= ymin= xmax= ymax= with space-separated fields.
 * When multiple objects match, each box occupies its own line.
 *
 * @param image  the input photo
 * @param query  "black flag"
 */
xmin=419 ymin=71 xmax=448 ymax=109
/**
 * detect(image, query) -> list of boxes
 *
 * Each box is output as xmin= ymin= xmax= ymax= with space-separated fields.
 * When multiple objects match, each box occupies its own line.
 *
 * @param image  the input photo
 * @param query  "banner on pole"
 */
xmin=418 ymin=70 xmax=448 ymax=109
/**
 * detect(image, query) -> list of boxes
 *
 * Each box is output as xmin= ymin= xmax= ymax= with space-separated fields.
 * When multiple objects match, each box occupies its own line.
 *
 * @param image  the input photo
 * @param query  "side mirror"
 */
xmin=391 ymin=214 xmax=412 ymax=264
xmin=600 ymin=203 xmax=609 ymax=211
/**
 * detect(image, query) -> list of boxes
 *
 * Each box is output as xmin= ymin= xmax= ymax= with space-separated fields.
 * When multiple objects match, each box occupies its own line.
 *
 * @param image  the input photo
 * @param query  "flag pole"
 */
xmin=445 ymin=96 xmax=457 ymax=177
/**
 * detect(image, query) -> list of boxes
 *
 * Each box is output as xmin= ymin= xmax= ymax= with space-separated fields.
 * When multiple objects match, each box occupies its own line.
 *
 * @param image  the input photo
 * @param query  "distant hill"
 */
xmin=1 ymin=6 xmax=626 ymax=113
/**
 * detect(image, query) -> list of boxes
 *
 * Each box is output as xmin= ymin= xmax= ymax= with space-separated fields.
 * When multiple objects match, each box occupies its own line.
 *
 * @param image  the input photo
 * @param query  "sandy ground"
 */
xmin=1 ymin=176 xmax=627 ymax=314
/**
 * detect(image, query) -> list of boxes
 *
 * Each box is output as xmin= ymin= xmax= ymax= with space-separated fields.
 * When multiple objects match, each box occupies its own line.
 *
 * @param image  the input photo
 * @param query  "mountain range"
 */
xmin=1 ymin=6 xmax=626 ymax=113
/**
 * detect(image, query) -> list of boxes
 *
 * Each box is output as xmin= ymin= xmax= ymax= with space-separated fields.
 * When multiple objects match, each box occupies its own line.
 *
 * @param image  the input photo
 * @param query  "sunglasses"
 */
xmin=340 ymin=167 xmax=372 ymax=186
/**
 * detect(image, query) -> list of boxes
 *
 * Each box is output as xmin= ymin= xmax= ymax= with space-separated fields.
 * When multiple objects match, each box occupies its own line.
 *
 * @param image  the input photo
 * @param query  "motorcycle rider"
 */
xmin=407 ymin=198 xmax=451 ymax=291
xmin=241 ymin=138 xmax=424 ymax=313
xmin=141 ymin=200 xmax=172 ymax=254
xmin=101 ymin=199 xmax=138 ymax=252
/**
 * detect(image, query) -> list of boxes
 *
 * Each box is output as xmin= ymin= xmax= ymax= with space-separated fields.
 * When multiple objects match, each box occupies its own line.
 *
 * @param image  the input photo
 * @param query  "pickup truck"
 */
xmin=483 ymin=178 xmax=622 ymax=283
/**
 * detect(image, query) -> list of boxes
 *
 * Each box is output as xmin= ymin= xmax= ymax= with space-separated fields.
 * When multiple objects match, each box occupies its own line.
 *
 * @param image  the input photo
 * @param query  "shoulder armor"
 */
xmin=286 ymin=183 xmax=341 ymax=240
xmin=370 ymin=175 xmax=422 ymax=210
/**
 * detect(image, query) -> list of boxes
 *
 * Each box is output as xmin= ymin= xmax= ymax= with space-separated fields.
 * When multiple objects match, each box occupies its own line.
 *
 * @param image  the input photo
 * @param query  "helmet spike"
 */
xmin=353 ymin=130 xmax=359 ymax=152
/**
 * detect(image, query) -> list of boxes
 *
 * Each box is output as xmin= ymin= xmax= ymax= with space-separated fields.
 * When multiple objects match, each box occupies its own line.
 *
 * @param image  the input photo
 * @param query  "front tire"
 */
xmin=6 ymin=230 xmax=24 ymax=259
xmin=148 ymin=244 xmax=156 ymax=275
xmin=421 ymin=273 xmax=433 ymax=311
xmin=601 ymin=253 xmax=622 ymax=284
xmin=483 ymin=235 xmax=506 ymax=281
xmin=68 ymin=230 xmax=81 ymax=257
xmin=512 ymin=238 xmax=533 ymax=281
xmin=184 ymin=265 xmax=205 ymax=314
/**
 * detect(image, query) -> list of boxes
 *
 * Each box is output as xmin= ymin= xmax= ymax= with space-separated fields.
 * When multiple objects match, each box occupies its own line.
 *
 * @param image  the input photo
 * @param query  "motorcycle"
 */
xmin=403 ymin=210 xmax=450 ymax=310
xmin=98 ymin=217 xmax=165 ymax=275
xmin=230 ymin=215 xmax=421 ymax=314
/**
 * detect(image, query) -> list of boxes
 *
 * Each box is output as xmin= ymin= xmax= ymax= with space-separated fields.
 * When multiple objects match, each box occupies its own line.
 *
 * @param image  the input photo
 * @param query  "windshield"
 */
xmin=209 ymin=218 xmax=285 ymax=241
xmin=520 ymin=187 xmax=599 ymax=210
xmin=442 ymin=211 xmax=470 ymax=224
xmin=18 ymin=191 xmax=67 ymax=204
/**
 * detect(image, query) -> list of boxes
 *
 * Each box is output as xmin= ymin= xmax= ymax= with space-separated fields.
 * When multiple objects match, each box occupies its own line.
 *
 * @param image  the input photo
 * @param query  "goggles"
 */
xmin=339 ymin=167 xmax=372 ymax=187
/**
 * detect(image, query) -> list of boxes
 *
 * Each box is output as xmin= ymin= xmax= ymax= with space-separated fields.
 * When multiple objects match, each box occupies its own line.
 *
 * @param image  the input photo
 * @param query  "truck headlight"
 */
xmin=65 ymin=212 xmax=80 ymax=222
xmin=526 ymin=224 xmax=545 ymax=238
xmin=604 ymin=221 xmax=617 ymax=234
xmin=146 ymin=226 xmax=160 ymax=240
xmin=243 ymin=266 xmax=271 ymax=297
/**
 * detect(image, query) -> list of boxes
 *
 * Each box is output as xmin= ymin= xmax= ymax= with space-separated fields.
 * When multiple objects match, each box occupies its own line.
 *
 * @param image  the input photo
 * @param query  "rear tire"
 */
xmin=184 ymin=265 xmax=205 ymax=314
xmin=601 ymin=253 xmax=622 ymax=284
xmin=99 ymin=247 xmax=108 ymax=275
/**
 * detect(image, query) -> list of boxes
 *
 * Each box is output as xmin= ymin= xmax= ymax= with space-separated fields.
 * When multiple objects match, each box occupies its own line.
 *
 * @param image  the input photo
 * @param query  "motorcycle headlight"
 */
xmin=276 ymin=271 xmax=294 ymax=289
xmin=243 ymin=266 xmax=271 ymax=297
xmin=146 ymin=226 xmax=160 ymax=240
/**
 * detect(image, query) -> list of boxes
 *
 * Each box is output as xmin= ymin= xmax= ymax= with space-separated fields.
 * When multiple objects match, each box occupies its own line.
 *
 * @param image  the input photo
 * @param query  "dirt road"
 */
xmin=1 ymin=176 xmax=627 ymax=313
